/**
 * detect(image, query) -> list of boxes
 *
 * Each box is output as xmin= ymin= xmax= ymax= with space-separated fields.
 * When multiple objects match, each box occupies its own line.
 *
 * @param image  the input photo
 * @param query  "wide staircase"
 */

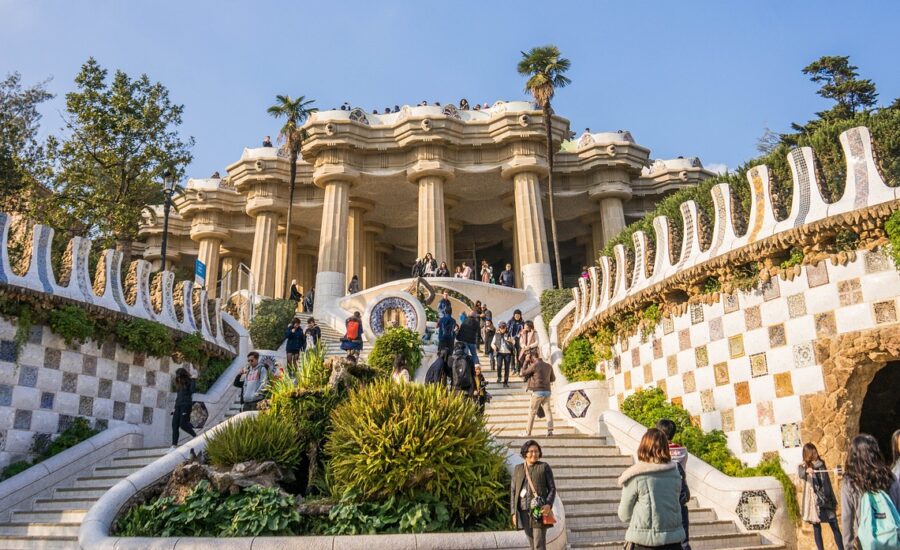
xmin=480 ymin=365 xmax=784 ymax=550
xmin=0 ymin=445 xmax=170 ymax=549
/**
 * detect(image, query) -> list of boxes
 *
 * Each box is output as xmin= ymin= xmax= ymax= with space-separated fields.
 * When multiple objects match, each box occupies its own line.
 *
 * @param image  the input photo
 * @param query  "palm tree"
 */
xmin=517 ymin=45 xmax=571 ymax=288
xmin=267 ymin=94 xmax=317 ymax=298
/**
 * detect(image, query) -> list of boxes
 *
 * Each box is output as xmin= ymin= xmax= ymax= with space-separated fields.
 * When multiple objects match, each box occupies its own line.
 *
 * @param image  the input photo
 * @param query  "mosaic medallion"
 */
xmin=735 ymin=490 xmax=776 ymax=530
xmin=566 ymin=389 xmax=591 ymax=418
xmin=369 ymin=296 xmax=420 ymax=336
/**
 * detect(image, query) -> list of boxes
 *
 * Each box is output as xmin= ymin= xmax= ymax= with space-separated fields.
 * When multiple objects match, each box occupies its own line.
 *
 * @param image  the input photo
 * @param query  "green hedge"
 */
xmin=885 ymin=210 xmax=900 ymax=269
xmin=621 ymin=388 xmax=799 ymax=523
xmin=367 ymin=327 xmax=424 ymax=376
xmin=0 ymin=417 xmax=99 ymax=480
xmin=248 ymin=299 xmax=296 ymax=350
xmin=560 ymin=337 xmax=603 ymax=382
xmin=540 ymin=288 xmax=572 ymax=323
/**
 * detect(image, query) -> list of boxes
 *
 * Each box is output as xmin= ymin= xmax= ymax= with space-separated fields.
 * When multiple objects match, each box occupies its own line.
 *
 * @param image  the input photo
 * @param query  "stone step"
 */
xmin=565 ymin=507 xmax=719 ymax=528
xmin=488 ymin=426 xmax=579 ymax=436
xmin=72 ymin=476 xmax=119 ymax=489
xmin=568 ymin=519 xmax=738 ymax=542
xmin=92 ymin=465 xmax=143 ymax=477
xmin=563 ymin=496 xmax=699 ymax=515
xmin=53 ymin=487 xmax=108 ymax=499
xmin=0 ymin=522 xmax=80 ymax=537
xmin=569 ymin=533 xmax=766 ymax=550
xmin=556 ymin=487 xmax=622 ymax=500
xmin=33 ymin=497 xmax=98 ymax=511
xmin=124 ymin=447 xmax=169 ymax=458
xmin=0 ymin=535 xmax=77 ymax=549
xmin=527 ymin=446 xmax=623 ymax=457
xmin=110 ymin=455 xmax=158 ymax=467
xmin=556 ymin=478 xmax=621 ymax=491
xmin=11 ymin=510 xmax=87 ymax=523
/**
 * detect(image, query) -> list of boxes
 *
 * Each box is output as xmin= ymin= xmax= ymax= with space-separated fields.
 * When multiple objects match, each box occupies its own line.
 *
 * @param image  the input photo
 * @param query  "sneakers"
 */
xmin=519 ymin=432 xmax=531 ymax=437
xmin=546 ymin=430 xmax=554 ymax=437
xmin=167 ymin=445 xmax=177 ymax=452
xmin=503 ymin=383 xmax=509 ymax=388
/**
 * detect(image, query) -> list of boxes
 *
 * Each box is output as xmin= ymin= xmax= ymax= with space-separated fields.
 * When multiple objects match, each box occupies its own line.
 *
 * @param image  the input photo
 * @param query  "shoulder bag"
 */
xmin=523 ymin=464 xmax=556 ymax=526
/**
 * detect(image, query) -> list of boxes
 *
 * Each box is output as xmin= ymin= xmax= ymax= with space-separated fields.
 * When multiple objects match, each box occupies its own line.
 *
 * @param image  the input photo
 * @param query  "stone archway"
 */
xmin=799 ymin=325 xmax=900 ymax=469
xmin=859 ymin=360 xmax=900 ymax=459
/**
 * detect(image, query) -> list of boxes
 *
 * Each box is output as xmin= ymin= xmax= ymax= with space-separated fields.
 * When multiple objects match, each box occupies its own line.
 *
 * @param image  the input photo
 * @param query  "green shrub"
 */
xmin=621 ymin=388 xmax=799 ymax=523
xmin=114 ymin=480 xmax=300 ymax=537
xmin=560 ymin=337 xmax=603 ymax=382
xmin=47 ymin=305 xmax=95 ymax=346
xmin=176 ymin=332 xmax=207 ymax=367
xmin=886 ymin=210 xmax=900 ymax=268
xmin=367 ymin=327 xmax=423 ymax=376
xmin=320 ymin=491 xmax=451 ymax=535
xmin=780 ymin=247 xmax=805 ymax=269
xmin=206 ymin=413 xmax=303 ymax=470
xmin=540 ymin=288 xmax=572 ymax=323
xmin=0 ymin=461 xmax=31 ymax=481
xmin=326 ymin=381 xmax=507 ymax=522
xmin=115 ymin=318 xmax=174 ymax=357
xmin=248 ymin=299 xmax=296 ymax=350
xmin=195 ymin=356 xmax=232 ymax=394
xmin=702 ymin=276 xmax=722 ymax=294
xmin=45 ymin=417 xmax=98 ymax=459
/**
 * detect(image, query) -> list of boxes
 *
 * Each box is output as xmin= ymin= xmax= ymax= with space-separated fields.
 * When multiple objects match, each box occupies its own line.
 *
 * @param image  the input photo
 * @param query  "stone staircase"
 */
xmin=480 ymin=366 xmax=784 ymax=550
xmin=292 ymin=313 xmax=373 ymax=359
xmin=0 ymin=445 xmax=170 ymax=549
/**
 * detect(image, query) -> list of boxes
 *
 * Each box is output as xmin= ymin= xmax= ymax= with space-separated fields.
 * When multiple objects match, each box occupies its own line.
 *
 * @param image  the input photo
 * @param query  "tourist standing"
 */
xmin=456 ymin=309 xmax=482 ymax=365
xmin=284 ymin=317 xmax=306 ymax=365
xmin=480 ymin=260 xmax=492 ymax=283
xmin=303 ymin=287 xmax=315 ymax=312
xmin=411 ymin=258 xmax=424 ymax=278
xmin=454 ymin=265 xmax=463 ymax=278
xmin=799 ymin=443 xmax=843 ymax=550
xmin=436 ymin=261 xmax=450 ymax=277
xmin=425 ymin=349 xmax=451 ymax=386
xmin=521 ymin=349 xmax=555 ymax=436
xmin=449 ymin=342 xmax=475 ymax=397
xmin=482 ymin=319 xmax=496 ymax=369
xmin=499 ymin=263 xmax=515 ymax=287
xmin=656 ymin=419 xmax=691 ymax=550
xmin=347 ymin=275 xmax=360 ymax=294
xmin=510 ymin=440 xmax=557 ymax=550
xmin=422 ymin=253 xmax=437 ymax=277
xmin=234 ymin=351 xmax=269 ymax=411
xmin=438 ymin=291 xmax=452 ymax=317
xmin=171 ymin=367 xmax=197 ymax=449
xmin=437 ymin=310 xmax=457 ymax=354
xmin=840 ymin=433 xmax=900 ymax=550
xmin=518 ymin=320 xmax=538 ymax=366
xmin=461 ymin=261 xmax=474 ymax=280
xmin=262 ymin=135 xmax=273 ymax=147
xmin=507 ymin=309 xmax=525 ymax=374
xmin=305 ymin=317 xmax=321 ymax=349
xmin=289 ymin=280 xmax=302 ymax=303
xmin=617 ymin=429 xmax=686 ymax=550
xmin=492 ymin=321 xmax=514 ymax=387
xmin=341 ymin=311 xmax=364 ymax=356
xmin=391 ymin=354 xmax=411 ymax=384
xmin=473 ymin=365 xmax=489 ymax=413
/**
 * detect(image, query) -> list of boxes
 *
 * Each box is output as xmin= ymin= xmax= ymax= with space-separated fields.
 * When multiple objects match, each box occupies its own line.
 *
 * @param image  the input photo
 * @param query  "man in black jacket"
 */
xmin=456 ymin=309 xmax=482 ymax=366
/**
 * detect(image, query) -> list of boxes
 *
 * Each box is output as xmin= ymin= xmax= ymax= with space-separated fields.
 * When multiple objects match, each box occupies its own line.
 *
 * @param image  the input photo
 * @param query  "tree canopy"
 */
xmin=0 ymin=72 xmax=53 ymax=211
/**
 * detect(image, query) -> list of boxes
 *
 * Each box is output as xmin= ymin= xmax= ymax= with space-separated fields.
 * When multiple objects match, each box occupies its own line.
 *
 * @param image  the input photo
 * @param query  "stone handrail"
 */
xmin=602 ymin=409 xmax=789 ymax=545
xmin=0 ymin=213 xmax=241 ymax=354
xmin=80 ymin=411 xmax=567 ymax=550
xmin=0 ymin=424 xmax=143 ymax=523
xmin=190 ymin=314 xmax=252 ymax=426
xmin=567 ymin=126 xmax=898 ymax=342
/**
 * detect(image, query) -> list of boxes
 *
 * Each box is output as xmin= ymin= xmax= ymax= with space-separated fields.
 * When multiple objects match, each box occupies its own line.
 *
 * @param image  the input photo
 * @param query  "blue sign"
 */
xmin=195 ymin=260 xmax=206 ymax=287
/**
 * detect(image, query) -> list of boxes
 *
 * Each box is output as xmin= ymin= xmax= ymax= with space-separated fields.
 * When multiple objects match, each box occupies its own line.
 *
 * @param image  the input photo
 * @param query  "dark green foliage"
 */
xmin=780 ymin=248 xmax=805 ymax=269
xmin=0 ymin=461 xmax=31 ymax=481
xmin=702 ymin=277 xmax=722 ymax=294
xmin=47 ymin=305 xmax=95 ymax=346
xmin=367 ymin=327 xmax=423 ymax=376
xmin=195 ymin=356 xmax=232 ymax=394
xmin=424 ymin=305 xmax=438 ymax=322
xmin=319 ymin=491 xmax=452 ymax=535
xmin=560 ymin=337 xmax=603 ymax=382
xmin=247 ymin=299 xmax=296 ymax=350
xmin=540 ymin=288 xmax=573 ymax=323
xmin=114 ymin=480 xmax=300 ymax=537
xmin=622 ymin=388 xmax=799 ymax=523
xmin=326 ymin=381 xmax=508 ymax=523
xmin=886 ymin=210 xmax=900 ymax=269
xmin=176 ymin=332 xmax=206 ymax=367
xmin=205 ymin=413 xmax=303 ymax=471
xmin=115 ymin=318 xmax=174 ymax=357
xmin=834 ymin=230 xmax=859 ymax=252
xmin=0 ymin=417 xmax=99 ymax=480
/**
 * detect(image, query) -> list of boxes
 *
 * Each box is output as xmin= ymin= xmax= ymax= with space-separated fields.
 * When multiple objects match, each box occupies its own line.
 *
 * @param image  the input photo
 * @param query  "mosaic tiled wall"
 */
xmin=0 ymin=319 xmax=178 ymax=468
xmin=603 ymin=249 xmax=900 ymax=466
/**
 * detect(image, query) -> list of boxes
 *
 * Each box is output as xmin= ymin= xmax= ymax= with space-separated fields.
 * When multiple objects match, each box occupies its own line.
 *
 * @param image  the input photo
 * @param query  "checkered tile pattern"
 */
xmin=603 ymin=250 xmax=900 ymax=466
xmin=0 ymin=321 xmax=175 ymax=467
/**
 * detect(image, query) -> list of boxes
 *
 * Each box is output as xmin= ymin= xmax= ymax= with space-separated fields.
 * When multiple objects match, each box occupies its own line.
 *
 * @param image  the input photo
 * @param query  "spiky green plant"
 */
xmin=326 ymin=380 xmax=507 ymax=521
xmin=205 ymin=413 xmax=303 ymax=470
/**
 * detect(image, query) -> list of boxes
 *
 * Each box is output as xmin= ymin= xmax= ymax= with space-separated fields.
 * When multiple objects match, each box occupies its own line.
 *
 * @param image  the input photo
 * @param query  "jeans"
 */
xmin=496 ymin=354 xmax=511 ymax=383
xmin=527 ymin=391 xmax=553 ymax=435
xmin=524 ymin=525 xmax=547 ymax=550
xmin=681 ymin=505 xmax=692 ymax=550
xmin=812 ymin=518 xmax=843 ymax=550
xmin=463 ymin=342 xmax=481 ymax=365
xmin=171 ymin=403 xmax=196 ymax=446
xmin=512 ymin=337 xmax=521 ymax=372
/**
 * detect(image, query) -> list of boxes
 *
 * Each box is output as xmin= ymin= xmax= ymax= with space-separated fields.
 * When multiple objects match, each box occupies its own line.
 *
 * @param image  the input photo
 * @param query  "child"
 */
xmin=473 ymin=365 xmax=489 ymax=413
xmin=798 ymin=443 xmax=843 ymax=550
xmin=656 ymin=419 xmax=691 ymax=550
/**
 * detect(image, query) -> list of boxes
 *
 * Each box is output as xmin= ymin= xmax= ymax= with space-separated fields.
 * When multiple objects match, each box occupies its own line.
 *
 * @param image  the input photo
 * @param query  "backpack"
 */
xmin=451 ymin=354 xmax=473 ymax=390
xmin=345 ymin=319 xmax=361 ymax=341
xmin=858 ymin=490 xmax=900 ymax=550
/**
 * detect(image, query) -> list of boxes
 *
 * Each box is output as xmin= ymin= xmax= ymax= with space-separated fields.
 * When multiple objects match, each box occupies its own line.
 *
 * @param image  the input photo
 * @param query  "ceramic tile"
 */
xmin=721 ymin=408 xmax=735 ymax=432
xmin=709 ymin=317 xmax=724 ymax=341
xmin=13 ymin=410 xmax=32 ymax=430
xmin=0 ymin=340 xmax=16 ymax=363
xmin=682 ymin=371 xmax=696 ymax=393
xmin=744 ymin=306 xmax=762 ymax=330
xmin=667 ymin=356 xmax=678 ymax=376
xmin=101 ymin=340 xmax=116 ymax=360
xmin=17 ymin=366 xmax=38 ymax=388
xmin=78 ymin=396 xmax=93 ymax=416
xmin=690 ymin=303 xmax=704 ymax=325
xmin=762 ymin=278 xmax=780 ymax=301
xmin=793 ymin=342 xmax=815 ymax=368
xmin=694 ymin=345 xmax=709 ymax=368
xmin=129 ymin=385 xmax=141 ymax=404
xmin=643 ymin=363 xmax=653 ymax=385
xmin=714 ymin=362 xmax=730 ymax=386
xmin=43 ymin=348 xmax=61 ymax=370
xmin=133 ymin=353 xmax=145 ymax=367
xmin=653 ymin=338 xmax=662 ymax=360
xmin=750 ymin=353 xmax=768 ymax=378
xmin=679 ymin=329 xmax=691 ymax=351
xmin=624 ymin=371 xmax=631 ymax=390
xmin=61 ymin=372 xmax=78 ymax=393
xmin=729 ymin=334 xmax=745 ymax=359
xmin=658 ymin=379 xmax=667 ymax=397
xmin=735 ymin=381 xmax=751 ymax=406
xmin=806 ymin=262 xmax=829 ymax=288
xmin=0 ymin=385 xmax=11 ymax=407
xmin=39 ymin=392 xmax=54 ymax=410
xmin=873 ymin=300 xmax=898 ymax=324
xmin=142 ymin=406 xmax=153 ymax=425
xmin=864 ymin=250 xmax=891 ymax=273
xmin=82 ymin=355 xmax=97 ymax=376
xmin=774 ymin=372 xmax=794 ymax=398
xmin=27 ymin=325 xmax=43 ymax=345
xmin=662 ymin=317 xmax=674 ymax=335
xmin=57 ymin=414 xmax=73 ymax=432
xmin=781 ymin=423 xmax=801 ymax=448
xmin=159 ymin=356 xmax=170 ymax=373
xmin=116 ymin=362 xmax=130 ymax=382
xmin=838 ymin=278 xmax=863 ymax=306
xmin=98 ymin=378 xmax=112 ymax=399
xmin=741 ymin=429 xmax=757 ymax=453
xmin=145 ymin=370 xmax=156 ymax=387
xmin=787 ymin=293 xmax=807 ymax=319
xmin=814 ymin=311 xmax=837 ymax=338
xmin=724 ymin=293 xmax=740 ymax=313
xmin=700 ymin=389 xmax=715 ymax=413
xmin=113 ymin=401 xmax=126 ymax=420
xmin=672 ymin=396 xmax=683 ymax=408
xmin=768 ymin=324 xmax=787 ymax=348
xmin=631 ymin=347 xmax=640 ymax=368
xmin=757 ymin=401 xmax=775 ymax=425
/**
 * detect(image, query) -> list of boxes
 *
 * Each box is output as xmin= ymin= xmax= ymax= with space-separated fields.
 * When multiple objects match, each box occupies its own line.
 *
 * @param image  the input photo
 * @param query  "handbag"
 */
xmin=523 ymin=464 xmax=556 ymax=526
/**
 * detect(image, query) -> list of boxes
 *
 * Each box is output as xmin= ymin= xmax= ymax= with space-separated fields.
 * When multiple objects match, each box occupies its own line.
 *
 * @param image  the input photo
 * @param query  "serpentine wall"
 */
xmin=564 ymin=126 xmax=900 ymax=468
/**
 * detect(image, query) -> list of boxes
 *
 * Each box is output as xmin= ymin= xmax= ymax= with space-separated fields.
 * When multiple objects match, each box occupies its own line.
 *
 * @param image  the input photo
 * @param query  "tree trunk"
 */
xmin=115 ymin=237 xmax=132 ymax=268
xmin=544 ymin=106 xmax=563 ymax=288
xmin=283 ymin=150 xmax=298 ymax=299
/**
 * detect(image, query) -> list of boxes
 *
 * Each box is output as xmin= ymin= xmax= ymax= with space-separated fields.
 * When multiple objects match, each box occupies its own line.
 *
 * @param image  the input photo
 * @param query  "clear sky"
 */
xmin=2 ymin=0 xmax=899 ymax=178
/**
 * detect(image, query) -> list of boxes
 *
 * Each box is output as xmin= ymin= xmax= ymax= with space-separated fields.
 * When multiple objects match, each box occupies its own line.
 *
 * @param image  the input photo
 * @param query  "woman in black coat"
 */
xmin=799 ymin=443 xmax=842 ymax=550
xmin=171 ymin=368 xmax=196 ymax=449
xmin=510 ymin=440 xmax=556 ymax=550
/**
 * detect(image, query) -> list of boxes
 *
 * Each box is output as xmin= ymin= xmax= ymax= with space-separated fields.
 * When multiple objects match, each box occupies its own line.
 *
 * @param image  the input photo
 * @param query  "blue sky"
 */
xmin=2 ymin=0 xmax=899 ymax=178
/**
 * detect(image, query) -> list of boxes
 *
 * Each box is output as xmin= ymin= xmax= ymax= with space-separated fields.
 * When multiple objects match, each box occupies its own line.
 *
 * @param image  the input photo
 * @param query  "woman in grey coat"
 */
xmin=510 ymin=440 xmax=556 ymax=550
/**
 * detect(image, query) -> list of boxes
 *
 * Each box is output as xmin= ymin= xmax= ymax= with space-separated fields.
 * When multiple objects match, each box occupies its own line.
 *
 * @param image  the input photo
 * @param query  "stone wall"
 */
xmin=0 ymin=318 xmax=182 ymax=467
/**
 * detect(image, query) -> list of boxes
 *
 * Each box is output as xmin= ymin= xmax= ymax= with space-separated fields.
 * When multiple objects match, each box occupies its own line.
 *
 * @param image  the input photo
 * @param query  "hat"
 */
xmin=498 ymin=321 xmax=507 ymax=328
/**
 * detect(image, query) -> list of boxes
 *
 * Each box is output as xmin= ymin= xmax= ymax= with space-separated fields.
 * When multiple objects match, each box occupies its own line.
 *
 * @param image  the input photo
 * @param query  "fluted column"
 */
xmin=196 ymin=237 xmax=222 ymax=297
xmin=345 ymin=203 xmax=370 ymax=289
xmin=599 ymin=197 xmax=626 ymax=245
xmin=250 ymin=211 xmax=279 ymax=297
xmin=415 ymin=175 xmax=449 ymax=262
xmin=511 ymin=170 xmax=551 ymax=293
xmin=362 ymin=223 xmax=383 ymax=289
xmin=297 ymin=247 xmax=317 ymax=297
xmin=314 ymin=180 xmax=350 ymax=312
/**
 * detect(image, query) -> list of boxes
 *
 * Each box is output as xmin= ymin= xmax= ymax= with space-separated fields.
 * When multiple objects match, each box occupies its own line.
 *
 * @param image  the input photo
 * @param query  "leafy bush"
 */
xmin=206 ymin=413 xmax=303 ymax=470
xmin=0 ymin=461 xmax=31 ymax=481
xmin=367 ymin=327 xmax=423 ymax=376
xmin=0 ymin=417 xmax=99 ymax=480
xmin=248 ymin=299 xmax=296 ymax=350
xmin=320 ymin=491 xmax=451 ymax=535
xmin=886 ymin=210 xmax=900 ymax=268
xmin=621 ymin=388 xmax=799 ymax=523
xmin=176 ymin=332 xmax=206 ymax=367
xmin=560 ymin=337 xmax=603 ymax=382
xmin=540 ymin=288 xmax=572 ymax=323
xmin=780 ymin=247 xmax=805 ymax=269
xmin=47 ymin=305 xmax=95 ymax=346
xmin=195 ymin=356 xmax=233 ymax=394
xmin=115 ymin=318 xmax=174 ymax=357
xmin=702 ymin=276 xmax=721 ymax=294
xmin=326 ymin=381 xmax=508 ymax=522
xmin=114 ymin=480 xmax=301 ymax=537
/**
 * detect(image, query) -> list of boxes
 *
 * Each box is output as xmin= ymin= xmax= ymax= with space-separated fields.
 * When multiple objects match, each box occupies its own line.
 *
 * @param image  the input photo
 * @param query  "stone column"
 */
xmin=502 ymin=218 xmax=521 ymax=289
xmin=314 ymin=179 xmax=351 ymax=312
xmin=274 ymin=227 xmax=305 ymax=299
xmin=415 ymin=175 xmax=449 ymax=263
xmin=362 ymin=223 xmax=384 ymax=289
xmin=250 ymin=211 xmax=280 ymax=297
xmin=505 ymin=168 xmax=551 ymax=293
xmin=196 ymin=237 xmax=222 ymax=297
xmin=345 ymin=201 xmax=372 ymax=289
xmin=219 ymin=255 xmax=238 ymax=298
xmin=589 ymin=184 xmax=632 ymax=248
xmin=376 ymin=244 xmax=393 ymax=285
xmin=297 ymin=246 xmax=317 ymax=296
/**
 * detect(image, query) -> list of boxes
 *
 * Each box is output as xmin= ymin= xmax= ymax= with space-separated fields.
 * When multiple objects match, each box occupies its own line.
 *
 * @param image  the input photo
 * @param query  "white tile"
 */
xmin=124 ymin=403 xmax=142 ymax=424
xmin=700 ymin=411 xmax=721 ymax=431
xmin=722 ymin=311 xmax=744 ymax=338
xmin=713 ymin=385 xmax=736 ymax=410
xmin=749 ymin=376 xmax=776 ymax=402
xmin=835 ymin=303 xmax=873 ymax=334
xmin=781 ymin=447 xmax=803 ymax=466
xmin=96 ymin=358 xmax=117 ymax=380
xmin=666 ymin=375 xmax=684 ymax=398
xmin=36 ymin=368 xmax=62 ymax=393
xmin=784 ymin=316 xmax=817 ymax=344
xmin=707 ymin=340 xmax=729 ymax=365
xmin=111 ymin=381 xmax=130 ymax=402
xmin=792 ymin=366 xmax=825 ymax=395
xmin=729 ymin=358 xmax=752 ymax=383
xmin=76 ymin=375 xmax=99 ymax=397
xmin=0 ymin=408 xmax=14 ymax=431
xmin=860 ymin=271 xmax=900 ymax=302
xmin=18 ymin=344 xmax=43 ymax=366
xmin=767 ymin=347 xmax=794 ymax=375
xmin=743 ymin=329 xmax=769 ymax=356
xmin=128 ymin=366 xmax=146 ymax=386
xmin=760 ymin=299 xmax=788 ymax=326
xmin=4 ymin=430 xmax=34 ymax=453
xmin=726 ymin=431 xmax=743 ymax=457
xmin=805 ymin=285 xmax=839 ymax=315
xmin=114 ymin=347 xmax=134 ymax=364
xmin=54 ymin=392 xmax=79 ymax=415
xmin=734 ymin=404 xmax=758 ymax=430
xmin=10 ymin=387 xmax=41 ymax=410
xmin=0 ymin=363 xmax=15 ymax=386
xmin=756 ymin=425 xmax=782 ymax=453
xmin=689 ymin=324 xmax=710 ymax=346
xmin=695 ymin=366 xmax=715 ymax=391
xmin=59 ymin=350 xmax=82 ymax=373
xmin=31 ymin=410 xmax=58 ymax=433
xmin=651 ymin=359 xmax=666 ymax=382
xmin=681 ymin=392 xmax=701 ymax=416
xmin=93 ymin=398 xmax=113 ymax=419
xmin=773 ymin=395 xmax=802 ymax=424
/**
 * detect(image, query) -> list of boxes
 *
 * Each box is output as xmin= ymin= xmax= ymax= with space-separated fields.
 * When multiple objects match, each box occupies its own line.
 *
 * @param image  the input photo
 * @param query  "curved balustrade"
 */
xmin=566 ymin=126 xmax=899 ymax=342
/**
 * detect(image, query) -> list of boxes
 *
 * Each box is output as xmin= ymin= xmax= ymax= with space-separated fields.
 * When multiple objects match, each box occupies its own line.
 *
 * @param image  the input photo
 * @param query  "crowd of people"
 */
xmin=411 ymin=254 xmax=517 ymax=288
xmin=331 ymin=98 xmax=498 ymax=115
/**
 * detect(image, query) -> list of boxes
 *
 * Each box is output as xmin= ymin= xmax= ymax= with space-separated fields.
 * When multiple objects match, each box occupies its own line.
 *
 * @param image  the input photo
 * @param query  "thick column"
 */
xmin=314 ymin=180 xmax=350 ymax=312
xmin=416 ymin=175 xmax=448 ymax=263
xmin=297 ymin=247 xmax=317 ymax=296
xmin=599 ymin=197 xmax=626 ymax=246
xmin=250 ymin=211 xmax=279 ymax=297
xmin=196 ymin=237 xmax=222 ymax=297
xmin=219 ymin=256 xmax=238 ymax=298
xmin=512 ymin=171 xmax=552 ymax=293
xmin=591 ymin=220 xmax=604 ymax=259
xmin=376 ymin=244 xmax=392 ymax=286
xmin=345 ymin=205 xmax=365 ymax=289
xmin=362 ymin=224 xmax=383 ymax=289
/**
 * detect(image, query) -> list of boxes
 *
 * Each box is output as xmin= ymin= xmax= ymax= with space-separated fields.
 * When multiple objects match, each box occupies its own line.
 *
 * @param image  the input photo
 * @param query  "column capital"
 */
xmin=190 ymin=224 xmax=229 ymax=243
xmin=276 ymin=225 xmax=307 ymax=240
xmin=444 ymin=193 xmax=461 ymax=209
xmin=500 ymin=158 xmax=549 ymax=181
xmin=297 ymin=245 xmax=319 ymax=256
xmin=349 ymin=197 xmax=376 ymax=213
xmin=588 ymin=182 xmax=632 ymax=202
xmin=406 ymin=160 xmax=455 ymax=183
xmin=313 ymin=166 xmax=361 ymax=188
xmin=363 ymin=222 xmax=385 ymax=236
